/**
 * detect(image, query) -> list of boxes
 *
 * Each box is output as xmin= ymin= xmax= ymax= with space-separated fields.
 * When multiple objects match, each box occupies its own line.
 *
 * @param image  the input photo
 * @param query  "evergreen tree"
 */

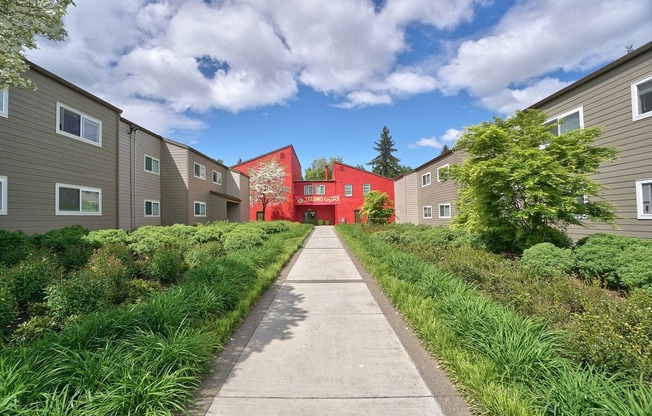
xmin=367 ymin=126 xmax=402 ymax=179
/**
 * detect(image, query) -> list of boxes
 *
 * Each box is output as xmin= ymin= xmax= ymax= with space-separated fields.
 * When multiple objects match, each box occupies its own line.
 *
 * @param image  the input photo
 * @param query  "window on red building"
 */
xmin=344 ymin=184 xmax=353 ymax=197
xmin=304 ymin=185 xmax=314 ymax=195
xmin=363 ymin=184 xmax=371 ymax=195
xmin=316 ymin=185 xmax=325 ymax=195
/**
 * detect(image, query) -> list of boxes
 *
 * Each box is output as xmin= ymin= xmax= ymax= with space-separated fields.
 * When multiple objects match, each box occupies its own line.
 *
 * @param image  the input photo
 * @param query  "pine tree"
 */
xmin=367 ymin=126 xmax=402 ymax=179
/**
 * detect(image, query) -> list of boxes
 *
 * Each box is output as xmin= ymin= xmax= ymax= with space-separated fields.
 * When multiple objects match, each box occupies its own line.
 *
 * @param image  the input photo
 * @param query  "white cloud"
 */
xmin=408 ymin=128 xmax=461 ymax=149
xmin=438 ymin=0 xmax=652 ymax=113
xmin=335 ymin=91 xmax=393 ymax=109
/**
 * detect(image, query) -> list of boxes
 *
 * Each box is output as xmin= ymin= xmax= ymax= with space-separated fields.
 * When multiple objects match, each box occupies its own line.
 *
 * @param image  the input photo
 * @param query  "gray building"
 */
xmin=0 ymin=62 xmax=248 ymax=234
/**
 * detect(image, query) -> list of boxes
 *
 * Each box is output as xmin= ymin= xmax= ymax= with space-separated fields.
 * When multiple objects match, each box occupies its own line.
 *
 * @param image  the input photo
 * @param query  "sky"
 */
xmin=27 ymin=0 xmax=652 ymax=171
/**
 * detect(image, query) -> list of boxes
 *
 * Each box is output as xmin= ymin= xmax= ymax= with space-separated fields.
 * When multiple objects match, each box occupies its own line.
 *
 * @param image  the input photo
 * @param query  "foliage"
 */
xmin=367 ymin=126 xmax=411 ymax=179
xmin=304 ymin=156 xmax=342 ymax=180
xmin=83 ymin=228 xmax=129 ymax=246
xmin=0 ymin=229 xmax=34 ymax=268
xmin=222 ymin=227 xmax=267 ymax=252
xmin=124 ymin=278 xmax=161 ymax=305
xmin=6 ymin=254 xmax=63 ymax=306
xmin=449 ymin=109 xmax=618 ymax=253
xmin=521 ymin=242 xmax=575 ymax=277
xmin=33 ymin=225 xmax=98 ymax=271
xmin=0 ymin=280 xmax=16 ymax=336
xmin=85 ymin=248 xmax=129 ymax=304
xmin=372 ymin=224 xmax=481 ymax=253
xmin=47 ymin=269 xmax=112 ymax=322
xmin=184 ymin=241 xmax=225 ymax=268
xmin=248 ymin=158 xmax=290 ymax=221
xmin=128 ymin=225 xmax=189 ymax=256
xmin=0 ymin=0 xmax=75 ymax=90
xmin=146 ymin=245 xmax=186 ymax=283
xmin=359 ymin=190 xmax=394 ymax=225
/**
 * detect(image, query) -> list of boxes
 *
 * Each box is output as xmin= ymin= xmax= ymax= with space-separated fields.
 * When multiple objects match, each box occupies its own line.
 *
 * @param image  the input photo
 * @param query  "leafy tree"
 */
xmin=304 ymin=156 xmax=343 ymax=180
xmin=248 ymin=158 xmax=289 ymax=221
xmin=360 ymin=190 xmax=394 ymax=225
xmin=449 ymin=109 xmax=618 ymax=252
xmin=1 ymin=0 xmax=75 ymax=90
xmin=368 ymin=126 xmax=404 ymax=179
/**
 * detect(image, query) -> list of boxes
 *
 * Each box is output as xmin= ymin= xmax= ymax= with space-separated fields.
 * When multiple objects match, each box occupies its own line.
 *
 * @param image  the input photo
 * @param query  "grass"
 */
xmin=336 ymin=224 xmax=652 ymax=416
xmin=0 ymin=223 xmax=311 ymax=415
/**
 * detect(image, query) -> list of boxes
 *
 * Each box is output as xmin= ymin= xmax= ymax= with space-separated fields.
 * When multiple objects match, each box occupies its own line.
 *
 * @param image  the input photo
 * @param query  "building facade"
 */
xmin=232 ymin=146 xmax=395 ymax=224
xmin=0 ymin=62 xmax=248 ymax=234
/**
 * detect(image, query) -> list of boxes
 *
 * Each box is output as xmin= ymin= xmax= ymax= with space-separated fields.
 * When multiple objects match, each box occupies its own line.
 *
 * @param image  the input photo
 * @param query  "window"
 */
xmin=546 ymin=107 xmax=583 ymax=136
xmin=0 ymin=90 xmax=7 ymax=118
xmin=304 ymin=184 xmax=314 ymax=195
xmin=56 ymin=183 xmax=101 ymax=215
xmin=212 ymin=170 xmax=222 ymax=185
xmin=194 ymin=162 xmax=206 ymax=179
xmin=344 ymin=184 xmax=353 ymax=197
xmin=437 ymin=164 xmax=449 ymax=182
xmin=439 ymin=204 xmax=451 ymax=218
xmin=423 ymin=206 xmax=432 ymax=219
xmin=632 ymin=75 xmax=652 ymax=121
xmin=363 ymin=184 xmax=371 ymax=195
xmin=0 ymin=176 xmax=7 ymax=215
xmin=194 ymin=201 xmax=206 ymax=217
xmin=636 ymin=179 xmax=652 ymax=219
xmin=144 ymin=200 xmax=160 ymax=217
xmin=144 ymin=155 xmax=160 ymax=174
xmin=315 ymin=185 xmax=326 ymax=195
xmin=422 ymin=172 xmax=431 ymax=187
xmin=56 ymin=103 xmax=102 ymax=145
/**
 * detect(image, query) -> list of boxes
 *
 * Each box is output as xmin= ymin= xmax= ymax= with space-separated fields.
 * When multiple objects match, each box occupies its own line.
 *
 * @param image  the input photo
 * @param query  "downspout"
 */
xmin=129 ymin=125 xmax=138 ymax=230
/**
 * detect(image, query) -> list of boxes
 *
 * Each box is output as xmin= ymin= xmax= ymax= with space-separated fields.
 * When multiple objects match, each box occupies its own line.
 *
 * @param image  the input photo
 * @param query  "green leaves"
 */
xmin=360 ymin=190 xmax=394 ymax=225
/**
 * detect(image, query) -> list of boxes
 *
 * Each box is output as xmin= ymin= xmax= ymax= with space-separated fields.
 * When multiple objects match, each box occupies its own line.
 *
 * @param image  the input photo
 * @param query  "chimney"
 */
xmin=325 ymin=165 xmax=329 ymax=180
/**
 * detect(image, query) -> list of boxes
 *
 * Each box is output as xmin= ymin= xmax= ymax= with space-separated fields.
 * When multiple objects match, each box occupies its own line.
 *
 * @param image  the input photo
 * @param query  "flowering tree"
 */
xmin=249 ymin=158 xmax=289 ymax=221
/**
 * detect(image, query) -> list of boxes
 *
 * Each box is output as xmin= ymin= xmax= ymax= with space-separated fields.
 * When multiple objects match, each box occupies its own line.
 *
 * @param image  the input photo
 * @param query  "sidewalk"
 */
xmin=193 ymin=226 xmax=471 ymax=416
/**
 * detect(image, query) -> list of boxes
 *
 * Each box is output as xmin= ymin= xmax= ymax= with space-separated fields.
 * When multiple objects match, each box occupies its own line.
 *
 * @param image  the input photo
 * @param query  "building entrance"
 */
xmin=302 ymin=210 xmax=316 ymax=224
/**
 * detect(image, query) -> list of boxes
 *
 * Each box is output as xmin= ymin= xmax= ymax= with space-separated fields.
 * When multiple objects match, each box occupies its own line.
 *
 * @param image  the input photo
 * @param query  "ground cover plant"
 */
xmin=0 ymin=220 xmax=310 ymax=415
xmin=337 ymin=224 xmax=652 ymax=415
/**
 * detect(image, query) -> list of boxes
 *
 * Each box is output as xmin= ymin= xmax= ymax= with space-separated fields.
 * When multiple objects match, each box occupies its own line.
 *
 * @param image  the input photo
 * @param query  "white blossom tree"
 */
xmin=1 ymin=0 xmax=75 ymax=90
xmin=249 ymin=158 xmax=289 ymax=221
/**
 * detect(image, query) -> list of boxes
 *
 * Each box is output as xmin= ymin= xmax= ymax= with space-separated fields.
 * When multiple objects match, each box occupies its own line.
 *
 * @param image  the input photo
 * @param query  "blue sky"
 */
xmin=27 ymin=0 xmax=652 ymax=171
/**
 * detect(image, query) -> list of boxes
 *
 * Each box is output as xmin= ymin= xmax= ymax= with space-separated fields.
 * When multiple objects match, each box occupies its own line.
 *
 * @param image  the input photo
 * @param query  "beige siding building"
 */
xmin=531 ymin=41 xmax=652 ymax=240
xmin=0 ymin=62 xmax=249 ymax=234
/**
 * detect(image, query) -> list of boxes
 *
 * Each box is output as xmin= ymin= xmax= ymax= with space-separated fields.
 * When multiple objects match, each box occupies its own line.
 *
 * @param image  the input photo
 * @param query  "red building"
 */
xmin=232 ymin=145 xmax=395 ymax=224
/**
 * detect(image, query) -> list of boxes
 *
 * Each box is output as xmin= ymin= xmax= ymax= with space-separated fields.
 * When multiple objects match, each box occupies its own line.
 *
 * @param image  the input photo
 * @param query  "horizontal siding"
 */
xmin=160 ymin=143 xmax=188 ymax=226
xmin=135 ymin=129 xmax=162 ymax=227
xmin=117 ymin=121 xmax=133 ymax=230
xmin=417 ymin=153 xmax=457 ymax=226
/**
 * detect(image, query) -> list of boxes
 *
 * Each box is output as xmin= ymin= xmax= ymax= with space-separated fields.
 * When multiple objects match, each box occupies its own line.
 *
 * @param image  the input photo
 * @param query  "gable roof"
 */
xmin=332 ymin=161 xmax=394 ymax=181
xmin=394 ymin=148 xmax=455 ymax=181
xmin=230 ymin=144 xmax=300 ymax=170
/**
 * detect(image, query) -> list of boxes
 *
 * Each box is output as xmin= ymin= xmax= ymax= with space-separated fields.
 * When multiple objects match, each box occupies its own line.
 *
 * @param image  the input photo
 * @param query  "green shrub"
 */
xmin=371 ymin=229 xmax=403 ymax=245
xmin=86 ymin=248 xmax=130 ymax=304
xmin=11 ymin=315 xmax=59 ymax=343
xmin=146 ymin=246 xmax=186 ymax=283
xmin=614 ymin=245 xmax=652 ymax=292
xmin=129 ymin=225 xmax=191 ymax=256
xmin=521 ymin=242 xmax=575 ymax=277
xmin=249 ymin=220 xmax=291 ymax=234
xmin=222 ymin=227 xmax=266 ymax=252
xmin=0 ymin=279 xmax=17 ymax=336
xmin=6 ymin=254 xmax=63 ymax=307
xmin=47 ymin=269 xmax=112 ymax=322
xmin=184 ymin=241 xmax=225 ymax=268
xmin=33 ymin=225 xmax=98 ymax=271
xmin=0 ymin=229 xmax=34 ymax=268
xmin=83 ymin=228 xmax=129 ymax=246
xmin=124 ymin=278 xmax=161 ymax=304
xmin=189 ymin=224 xmax=226 ymax=244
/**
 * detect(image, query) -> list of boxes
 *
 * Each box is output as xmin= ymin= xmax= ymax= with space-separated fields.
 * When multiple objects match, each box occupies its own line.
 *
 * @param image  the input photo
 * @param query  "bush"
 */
xmin=6 ymin=254 xmax=63 ymax=307
xmin=614 ymin=245 xmax=652 ymax=292
xmin=521 ymin=243 xmax=575 ymax=277
xmin=189 ymin=224 xmax=226 ymax=244
xmin=33 ymin=225 xmax=98 ymax=271
xmin=129 ymin=225 xmax=191 ymax=256
xmin=146 ymin=246 xmax=186 ymax=283
xmin=0 ymin=229 xmax=33 ymax=268
xmin=83 ymin=229 xmax=129 ymax=246
xmin=184 ymin=241 xmax=225 ymax=268
xmin=250 ymin=220 xmax=291 ymax=234
xmin=11 ymin=315 xmax=59 ymax=343
xmin=86 ymin=249 xmax=129 ymax=304
xmin=124 ymin=278 xmax=161 ymax=304
xmin=222 ymin=227 xmax=266 ymax=252
xmin=0 ymin=279 xmax=16 ymax=336
xmin=47 ymin=269 xmax=113 ymax=322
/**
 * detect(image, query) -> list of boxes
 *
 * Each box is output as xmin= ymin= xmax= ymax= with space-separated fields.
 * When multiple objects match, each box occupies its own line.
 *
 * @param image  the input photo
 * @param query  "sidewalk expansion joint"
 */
xmin=284 ymin=279 xmax=362 ymax=283
xmin=218 ymin=395 xmax=436 ymax=400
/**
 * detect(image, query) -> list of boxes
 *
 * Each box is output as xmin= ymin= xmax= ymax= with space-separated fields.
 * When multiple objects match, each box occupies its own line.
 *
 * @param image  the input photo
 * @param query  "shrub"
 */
xmin=124 ymin=278 xmax=161 ymax=304
xmin=6 ymin=254 xmax=63 ymax=307
xmin=614 ymin=245 xmax=652 ymax=292
xmin=250 ymin=220 xmax=291 ymax=234
xmin=86 ymin=249 xmax=129 ymax=304
xmin=83 ymin=229 xmax=129 ymax=246
xmin=129 ymin=225 xmax=191 ymax=256
xmin=33 ymin=225 xmax=98 ymax=271
xmin=222 ymin=227 xmax=266 ymax=252
xmin=521 ymin=243 xmax=575 ymax=277
xmin=146 ymin=245 xmax=186 ymax=283
xmin=11 ymin=315 xmax=59 ymax=343
xmin=189 ymin=224 xmax=226 ymax=244
xmin=0 ymin=229 xmax=33 ymax=268
xmin=0 ymin=279 xmax=16 ymax=336
xmin=47 ymin=269 xmax=112 ymax=322
xmin=184 ymin=241 xmax=225 ymax=268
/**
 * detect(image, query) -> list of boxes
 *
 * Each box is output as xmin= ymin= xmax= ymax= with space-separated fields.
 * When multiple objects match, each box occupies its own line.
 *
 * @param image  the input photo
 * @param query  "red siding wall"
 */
xmin=332 ymin=163 xmax=395 ymax=224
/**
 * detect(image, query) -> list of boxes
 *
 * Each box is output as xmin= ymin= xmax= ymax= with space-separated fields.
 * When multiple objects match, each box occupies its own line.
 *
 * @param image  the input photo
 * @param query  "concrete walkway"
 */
xmin=194 ymin=226 xmax=471 ymax=416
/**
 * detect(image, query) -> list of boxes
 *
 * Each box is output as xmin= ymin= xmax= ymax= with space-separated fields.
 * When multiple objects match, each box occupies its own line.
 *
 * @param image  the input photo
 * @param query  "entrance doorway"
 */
xmin=303 ymin=210 xmax=316 ymax=225
xmin=354 ymin=210 xmax=362 ymax=223
xmin=256 ymin=211 xmax=264 ymax=221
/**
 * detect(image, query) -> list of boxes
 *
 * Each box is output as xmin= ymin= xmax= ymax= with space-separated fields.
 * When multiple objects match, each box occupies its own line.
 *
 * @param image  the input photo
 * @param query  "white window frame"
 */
xmin=0 ymin=176 xmax=7 ymax=215
xmin=212 ymin=170 xmax=222 ymax=185
xmin=423 ymin=206 xmax=432 ymax=219
xmin=144 ymin=155 xmax=160 ymax=175
xmin=304 ymin=184 xmax=314 ymax=195
xmin=422 ymin=172 xmax=431 ymax=187
xmin=315 ymin=184 xmax=326 ymax=195
xmin=194 ymin=201 xmax=207 ymax=217
xmin=144 ymin=200 xmax=160 ymax=217
xmin=0 ymin=90 xmax=7 ymax=118
xmin=437 ymin=164 xmax=449 ymax=182
xmin=344 ymin=184 xmax=353 ymax=197
xmin=545 ymin=107 xmax=584 ymax=136
xmin=194 ymin=162 xmax=206 ymax=180
xmin=635 ymin=179 xmax=652 ymax=219
xmin=362 ymin=184 xmax=371 ymax=195
xmin=439 ymin=204 xmax=452 ymax=219
xmin=56 ymin=102 xmax=102 ymax=146
xmin=632 ymin=75 xmax=652 ymax=121
xmin=55 ymin=183 xmax=102 ymax=215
